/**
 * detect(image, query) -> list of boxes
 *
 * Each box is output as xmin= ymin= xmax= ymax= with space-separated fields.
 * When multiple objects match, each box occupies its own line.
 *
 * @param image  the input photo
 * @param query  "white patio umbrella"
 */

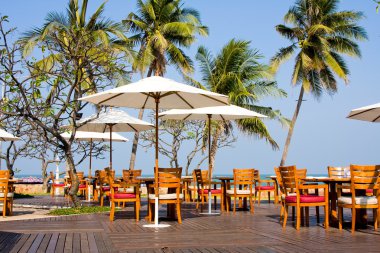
xmin=0 ymin=129 xmax=20 ymax=141
xmin=159 ymin=105 xmax=267 ymax=214
xmin=76 ymin=109 xmax=154 ymax=171
xmin=0 ymin=129 xmax=20 ymax=170
xmin=347 ymin=102 xmax=380 ymax=122
xmin=80 ymin=76 xmax=229 ymax=227
xmin=61 ymin=131 xmax=128 ymax=178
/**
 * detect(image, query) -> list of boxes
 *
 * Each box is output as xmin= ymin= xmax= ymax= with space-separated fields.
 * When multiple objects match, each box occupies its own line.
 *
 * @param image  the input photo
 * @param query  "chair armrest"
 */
xmin=299 ymin=184 xmax=328 ymax=190
xmin=258 ymin=179 xmax=274 ymax=183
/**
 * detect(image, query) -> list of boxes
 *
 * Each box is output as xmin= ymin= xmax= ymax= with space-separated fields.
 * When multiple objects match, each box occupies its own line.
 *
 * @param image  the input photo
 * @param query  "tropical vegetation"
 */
xmin=270 ymin=0 xmax=367 ymax=166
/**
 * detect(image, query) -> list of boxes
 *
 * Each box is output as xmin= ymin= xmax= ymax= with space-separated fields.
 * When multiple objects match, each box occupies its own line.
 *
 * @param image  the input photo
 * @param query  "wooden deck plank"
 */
xmin=37 ymin=234 xmax=52 ymax=253
xmin=9 ymin=234 xmax=31 ymax=253
xmin=18 ymin=234 xmax=37 ymax=253
xmin=46 ymin=233 xmax=59 ymax=253
xmin=64 ymin=233 xmax=73 ymax=253
xmin=27 ymin=233 xmax=44 ymax=253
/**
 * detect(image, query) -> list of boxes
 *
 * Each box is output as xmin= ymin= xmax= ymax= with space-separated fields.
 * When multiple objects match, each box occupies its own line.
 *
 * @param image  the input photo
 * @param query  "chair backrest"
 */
xmin=274 ymin=167 xmax=282 ymax=188
xmin=328 ymin=166 xmax=346 ymax=178
xmin=296 ymin=169 xmax=307 ymax=180
xmin=253 ymin=169 xmax=260 ymax=181
xmin=77 ymin=172 xmax=84 ymax=181
xmin=233 ymin=168 xmax=254 ymax=188
xmin=279 ymin=165 xmax=298 ymax=194
xmin=156 ymin=167 xmax=182 ymax=189
xmin=99 ymin=169 xmax=115 ymax=185
xmin=122 ymin=169 xmax=142 ymax=184
xmin=350 ymin=164 xmax=380 ymax=194
xmin=50 ymin=171 xmax=54 ymax=180
xmin=0 ymin=170 xmax=9 ymax=198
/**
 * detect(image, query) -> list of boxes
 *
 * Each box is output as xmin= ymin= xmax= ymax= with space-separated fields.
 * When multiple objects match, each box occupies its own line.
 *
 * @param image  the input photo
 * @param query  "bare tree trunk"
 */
xmin=209 ymin=123 xmax=223 ymax=174
xmin=280 ymin=86 xmax=305 ymax=166
xmin=128 ymin=67 xmax=154 ymax=170
xmin=65 ymin=149 xmax=80 ymax=207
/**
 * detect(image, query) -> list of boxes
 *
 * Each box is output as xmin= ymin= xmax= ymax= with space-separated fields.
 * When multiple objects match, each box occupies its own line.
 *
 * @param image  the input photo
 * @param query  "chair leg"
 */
xmin=280 ymin=202 xmax=284 ymax=221
xmin=283 ymin=205 xmax=288 ymax=229
xmin=135 ymin=201 xmax=140 ymax=221
xmin=148 ymin=202 xmax=152 ymax=222
xmin=258 ymin=191 xmax=261 ymax=206
xmin=100 ymin=194 xmax=104 ymax=207
xmin=351 ymin=207 xmax=356 ymax=233
xmin=249 ymin=196 xmax=254 ymax=214
xmin=176 ymin=202 xmax=182 ymax=224
xmin=296 ymin=205 xmax=301 ymax=230
xmin=305 ymin=207 xmax=309 ymax=227
xmin=338 ymin=206 xmax=343 ymax=230
xmin=292 ymin=206 xmax=295 ymax=221
xmin=325 ymin=204 xmax=329 ymax=230
xmin=268 ymin=191 xmax=271 ymax=204
xmin=316 ymin=207 xmax=320 ymax=223
xmin=373 ymin=208 xmax=377 ymax=230
xmin=233 ymin=197 xmax=236 ymax=214
xmin=226 ymin=196 xmax=229 ymax=213
xmin=110 ymin=201 xmax=115 ymax=221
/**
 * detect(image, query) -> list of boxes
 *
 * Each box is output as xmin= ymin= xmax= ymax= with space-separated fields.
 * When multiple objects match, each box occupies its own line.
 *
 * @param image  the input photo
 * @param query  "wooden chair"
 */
xmin=254 ymin=169 xmax=278 ymax=205
xmin=226 ymin=169 xmax=255 ymax=214
xmin=148 ymin=168 xmax=183 ymax=224
xmin=338 ymin=164 xmax=380 ymax=233
xmin=98 ymin=168 xmax=115 ymax=206
xmin=193 ymin=169 xmax=223 ymax=212
xmin=50 ymin=171 xmax=66 ymax=197
xmin=122 ymin=169 xmax=142 ymax=185
xmin=76 ymin=171 xmax=88 ymax=198
xmin=0 ymin=170 xmax=13 ymax=217
xmin=109 ymin=170 xmax=140 ymax=222
xmin=279 ymin=165 xmax=329 ymax=230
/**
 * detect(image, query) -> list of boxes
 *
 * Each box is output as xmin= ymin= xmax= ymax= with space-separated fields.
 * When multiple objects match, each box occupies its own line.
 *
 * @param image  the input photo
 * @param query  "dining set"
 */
xmin=273 ymin=164 xmax=380 ymax=233
xmin=49 ymin=163 xmax=380 ymax=233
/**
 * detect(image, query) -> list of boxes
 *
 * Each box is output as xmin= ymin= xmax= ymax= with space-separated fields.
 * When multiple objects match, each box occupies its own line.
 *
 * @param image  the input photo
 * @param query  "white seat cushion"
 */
xmin=226 ymin=189 xmax=252 ymax=195
xmin=0 ymin=192 xmax=14 ymax=198
xmin=187 ymin=185 xmax=197 ymax=189
xmin=148 ymin=193 xmax=183 ymax=200
xmin=338 ymin=196 xmax=378 ymax=205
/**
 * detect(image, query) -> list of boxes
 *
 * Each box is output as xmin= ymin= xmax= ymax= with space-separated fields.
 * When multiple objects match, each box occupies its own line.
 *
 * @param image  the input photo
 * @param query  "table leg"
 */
xmin=329 ymin=182 xmax=338 ymax=225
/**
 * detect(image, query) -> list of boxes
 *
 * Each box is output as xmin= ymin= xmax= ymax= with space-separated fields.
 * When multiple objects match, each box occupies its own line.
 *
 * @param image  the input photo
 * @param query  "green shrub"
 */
xmin=48 ymin=206 xmax=111 ymax=216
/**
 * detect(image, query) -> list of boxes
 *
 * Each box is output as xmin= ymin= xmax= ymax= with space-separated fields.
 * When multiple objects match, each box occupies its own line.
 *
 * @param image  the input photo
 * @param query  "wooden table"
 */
xmin=303 ymin=176 xmax=351 ymax=225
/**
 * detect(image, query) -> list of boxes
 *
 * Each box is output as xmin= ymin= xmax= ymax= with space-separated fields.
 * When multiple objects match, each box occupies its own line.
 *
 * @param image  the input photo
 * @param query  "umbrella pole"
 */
xmin=89 ymin=139 xmax=93 ymax=201
xmin=155 ymin=98 xmax=159 ymax=226
xmin=208 ymin=115 xmax=212 ymax=214
xmin=89 ymin=139 xmax=92 ymax=178
xmin=109 ymin=125 xmax=113 ymax=171
xmin=144 ymin=98 xmax=170 ymax=228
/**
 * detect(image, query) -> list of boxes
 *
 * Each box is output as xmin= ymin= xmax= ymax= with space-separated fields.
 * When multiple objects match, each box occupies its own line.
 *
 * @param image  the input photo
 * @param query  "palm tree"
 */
xmin=270 ymin=0 xmax=367 ymax=166
xmin=123 ymin=0 xmax=209 ymax=169
xmin=19 ymin=0 xmax=132 ymax=94
xmin=187 ymin=39 xmax=288 ymax=171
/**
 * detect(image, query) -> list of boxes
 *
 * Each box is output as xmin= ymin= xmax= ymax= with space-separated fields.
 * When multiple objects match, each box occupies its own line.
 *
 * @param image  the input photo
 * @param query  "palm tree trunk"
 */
xmin=280 ymin=86 xmax=304 ymax=166
xmin=128 ymin=67 xmax=154 ymax=170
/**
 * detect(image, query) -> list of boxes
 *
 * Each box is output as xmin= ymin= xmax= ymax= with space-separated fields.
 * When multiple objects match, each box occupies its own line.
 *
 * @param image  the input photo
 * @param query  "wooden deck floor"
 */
xmin=1 ymin=201 xmax=380 ymax=252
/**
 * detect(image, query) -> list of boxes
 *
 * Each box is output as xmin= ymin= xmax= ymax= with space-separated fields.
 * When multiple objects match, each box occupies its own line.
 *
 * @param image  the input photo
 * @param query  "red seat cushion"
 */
xmin=53 ymin=183 xmax=65 ymax=187
xmin=285 ymin=195 xmax=325 ymax=203
xmin=256 ymin=186 xmax=275 ymax=190
xmin=366 ymin=189 xmax=374 ymax=194
xmin=102 ymin=186 xmax=110 ymax=191
xmin=79 ymin=185 xmax=87 ymax=189
xmin=198 ymin=189 xmax=222 ymax=194
xmin=113 ymin=193 xmax=136 ymax=199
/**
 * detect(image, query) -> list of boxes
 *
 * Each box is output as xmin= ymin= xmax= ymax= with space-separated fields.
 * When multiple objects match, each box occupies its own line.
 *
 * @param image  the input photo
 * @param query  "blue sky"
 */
xmin=1 ymin=1 xmax=380 ymax=176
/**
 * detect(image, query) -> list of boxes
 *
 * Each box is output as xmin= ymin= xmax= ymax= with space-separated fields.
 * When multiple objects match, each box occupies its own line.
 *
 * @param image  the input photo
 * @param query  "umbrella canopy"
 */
xmin=347 ymin=102 xmax=380 ymax=122
xmin=79 ymin=76 xmax=229 ymax=227
xmin=0 ymin=129 xmax=20 ymax=141
xmin=159 ymin=105 xmax=267 ymax=214
xmin=76 ymin=109 xmax=153 ymax=172
xmin=159 ymin=105 xmax=266 ymax=121
xmin=61 ymin=131 xmax=129 ymax=142
xmin=79 ymin=76 xmax=229 ymax=109
xmin=77 ymin=109 xmax=154 ymax=132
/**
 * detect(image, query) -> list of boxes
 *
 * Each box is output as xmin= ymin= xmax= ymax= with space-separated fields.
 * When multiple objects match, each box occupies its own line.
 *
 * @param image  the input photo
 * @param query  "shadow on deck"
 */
xmin=1 ymin=200 xmax=380 ymax=252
